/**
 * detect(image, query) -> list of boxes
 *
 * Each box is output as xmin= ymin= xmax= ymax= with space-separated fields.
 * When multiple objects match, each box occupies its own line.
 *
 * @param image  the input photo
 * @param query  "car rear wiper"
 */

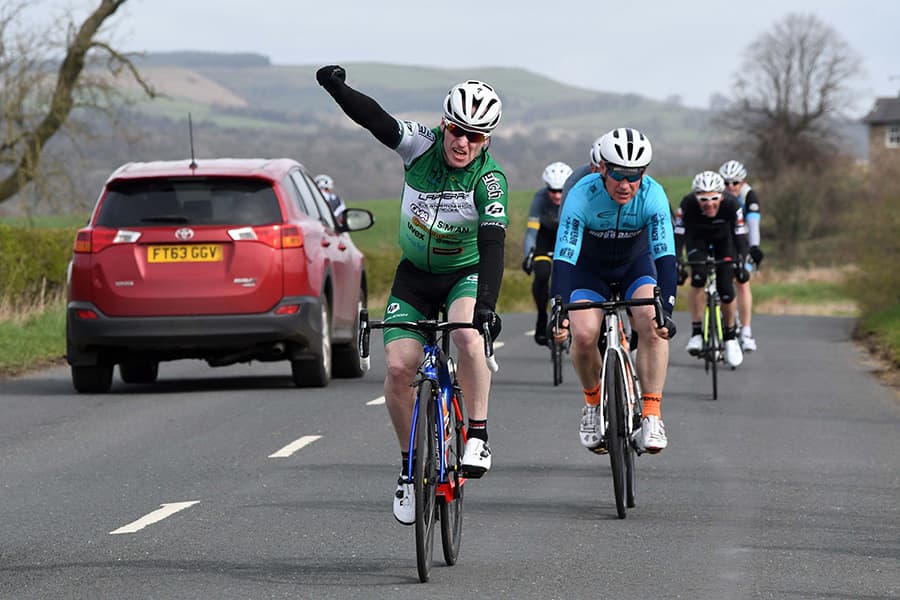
xmin=140 ymin=215 xmax=191 ymax=223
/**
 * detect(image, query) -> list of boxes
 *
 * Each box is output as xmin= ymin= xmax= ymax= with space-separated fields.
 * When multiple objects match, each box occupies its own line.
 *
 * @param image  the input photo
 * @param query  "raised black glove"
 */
xmin=676 ymin=264 xmax=688 ymax=286
xmin=521 ymin=249 xmax=534 ymax=275
xmin=474 ymin=308 xmax=502 ymax=342
xmin=316 ymin=65 xmax=346 ymax=92
xmin=749 ymin=245 xmax=764 ymax=266
xmin=734 ymin=261 xmax=750 ymax=283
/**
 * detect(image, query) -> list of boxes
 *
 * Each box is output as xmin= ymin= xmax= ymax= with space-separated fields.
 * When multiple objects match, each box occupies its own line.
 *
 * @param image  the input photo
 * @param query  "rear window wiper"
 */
xmin=140 ymin=215 xmax=191 ymax=223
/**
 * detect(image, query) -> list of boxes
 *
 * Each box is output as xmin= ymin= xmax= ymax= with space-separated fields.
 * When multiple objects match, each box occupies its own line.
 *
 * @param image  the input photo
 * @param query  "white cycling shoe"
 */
xmin=725 ymin=338 xmax=743 ymax=367
xmin=393 ymin=476 xmax=414 ymax=525
xmin=461 ymin=438 xmax=491 ymax=478
xmin=686 ymin=334 xmax=703 ymax=355
xmin=634 ymin=415 xmax=668 ymax=454
xmin=579 ymin=404 xmax=604 ymax=451
xmin=741 ymin=332 xmax=757 ymax=352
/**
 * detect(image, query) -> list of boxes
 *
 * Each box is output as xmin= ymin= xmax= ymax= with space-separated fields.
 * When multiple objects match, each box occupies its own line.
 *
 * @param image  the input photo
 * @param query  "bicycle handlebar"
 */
xmin=357 ymin=310 xmax=498 ymax=372
xmin=551 ymin=286 xmax=665 ymax=329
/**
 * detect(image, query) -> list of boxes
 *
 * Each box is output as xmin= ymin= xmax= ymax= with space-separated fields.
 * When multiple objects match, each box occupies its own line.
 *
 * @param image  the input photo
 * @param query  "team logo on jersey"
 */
xmin=481 ymin=173 xmax=504 ymax=200
xmin=466 ymin=274 xmax=478 ymax=283
xmin=410 ymin=202 xmax=431 ymax=222
xmin=484 ymin=201 xmax=506 ymax=217
xmin=748 ymin=202 xmax=759 ymax=212
xmin=387 ymin=302 xmax=401 ymax=314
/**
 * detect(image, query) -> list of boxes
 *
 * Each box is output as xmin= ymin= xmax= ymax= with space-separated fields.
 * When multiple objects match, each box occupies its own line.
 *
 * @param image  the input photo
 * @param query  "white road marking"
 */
xmin=493 ymin=341 xmax=505 ymax=349
xmin=110 ymin=501 xmax=199 ymax=535
xmin=366 ymin=396 xmax=386 ymax=406
xmin=268 ymin=434 xmax=322 ymax=458
xmin=526 ymin=330 xmax=535 ymax=336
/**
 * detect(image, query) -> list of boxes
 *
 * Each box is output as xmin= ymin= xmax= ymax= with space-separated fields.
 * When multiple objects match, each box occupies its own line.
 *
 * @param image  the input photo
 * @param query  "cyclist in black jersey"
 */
xmin=523 ymin=161 xmax=572 ymax=345
xmin=317 ymin=65 xmax=508 ymax=526
xmin=674 ymin=170 xmax=749 ymax=368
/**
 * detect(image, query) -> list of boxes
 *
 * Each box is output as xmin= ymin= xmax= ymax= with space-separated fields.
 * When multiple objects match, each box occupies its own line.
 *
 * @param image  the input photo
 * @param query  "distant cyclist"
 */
xmin=523 ymin=161 xmax=573 ymax=345
xmin=317 ymin=65 xmax=507 ymax=525
xmin=674 ymin=170 xmax=749 ymax=368
xmin=314 ymin=173 xmax=346 ymax=221
xmin=719 ymin=160 xmax=762 ymax=351
xmin=560 ymin=136 xmax=604 ymax=207
xmin=551 ymin=127 xmax=677 ymax=454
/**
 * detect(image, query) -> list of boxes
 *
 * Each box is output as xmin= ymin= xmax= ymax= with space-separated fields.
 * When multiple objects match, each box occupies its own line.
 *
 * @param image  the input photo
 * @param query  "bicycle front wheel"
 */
xmin=414 ymin=381 xmax=438 ymax=582
xmin=604 ymin=352 xmax=628 ymax=519
xmin=440 ymin=391 xmax=465 ymax=565
xmin=710 ymin=304 xmax=721 ymax=400
xmin=552 ymin=342 xmax=563 ymax=386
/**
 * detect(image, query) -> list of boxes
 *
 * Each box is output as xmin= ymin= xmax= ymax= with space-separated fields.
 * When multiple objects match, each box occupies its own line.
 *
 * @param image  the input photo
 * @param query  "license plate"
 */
xmin=147 ymin=244 xmax=223 ymax=263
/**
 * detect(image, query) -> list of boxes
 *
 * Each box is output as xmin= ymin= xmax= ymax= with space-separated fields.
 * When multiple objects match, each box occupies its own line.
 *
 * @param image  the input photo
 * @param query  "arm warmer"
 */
xmin=322 ymin=79 xmax=402 ymax=149
xmin=475 ymin=225 xmax=506 ymax=311
xmin=654 ymin=254 xmax=677 ymax=315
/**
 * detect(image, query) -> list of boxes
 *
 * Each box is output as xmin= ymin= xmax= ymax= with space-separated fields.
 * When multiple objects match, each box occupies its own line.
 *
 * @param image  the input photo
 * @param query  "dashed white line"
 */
xmin=494 ymin=341 xmax=505 ymax=349
xmin=110 ymin=501 xmax=199 ymax=535
xmin=525 ymin=330 xmax=535 ymax=336
xmin=366 ymin=396 xmax=386 ymax=406
xmin=268 ymin=434 xmax=322 ymax=458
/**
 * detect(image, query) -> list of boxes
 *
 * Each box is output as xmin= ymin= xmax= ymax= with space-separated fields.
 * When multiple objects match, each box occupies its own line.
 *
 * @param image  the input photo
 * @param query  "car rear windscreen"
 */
xmin=96 ymin=177 xmax=283 ymax=227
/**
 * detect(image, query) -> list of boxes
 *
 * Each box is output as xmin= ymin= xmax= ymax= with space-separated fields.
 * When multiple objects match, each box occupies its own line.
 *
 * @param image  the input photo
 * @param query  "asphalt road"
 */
xmin=0 ymin=313 xmax=897 ymax=599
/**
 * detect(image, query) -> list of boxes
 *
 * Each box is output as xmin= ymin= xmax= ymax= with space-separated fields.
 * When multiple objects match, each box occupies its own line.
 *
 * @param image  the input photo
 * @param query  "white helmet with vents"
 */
xmin=719 ymin=160 xmax=747 ymax=182
xmin=443 ymin=80 xmax=502 ymax=134
xmin=542 ymin=161 xmax=573 ymax=189
xmin=314 ymin=174 xmax=334 ymax=189
xmin=599 ymin=127 xmax=653 ymax=168
xmin=692 ymin=170 xmax=725 ymax=193
xmin=589 ymin=136 xmax=604 ymax=168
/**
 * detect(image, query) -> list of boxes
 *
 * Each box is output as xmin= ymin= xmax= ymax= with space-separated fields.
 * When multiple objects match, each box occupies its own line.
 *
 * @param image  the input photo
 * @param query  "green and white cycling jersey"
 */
xmin=393 ymin=120 xmax=509 ymax=273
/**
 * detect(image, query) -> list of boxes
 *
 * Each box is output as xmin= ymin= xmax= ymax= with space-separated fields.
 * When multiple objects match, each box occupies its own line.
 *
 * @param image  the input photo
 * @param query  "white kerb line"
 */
xmin=366 ymin=396 xmax=385 ymax=405
xmin=268 ymin=434 xmax=322 ymax=458
xmin=109 ymin=501 xmax=199 ymax=535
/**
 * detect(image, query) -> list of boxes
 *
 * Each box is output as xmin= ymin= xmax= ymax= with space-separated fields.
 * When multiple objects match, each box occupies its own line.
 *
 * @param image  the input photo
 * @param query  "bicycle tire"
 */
xmin=414 ymin=380 xmax=438 ymax=582
xmin=703 ymin=304 xmax=712 ymax=375
xmin=552 ymin=342 xmax=563 ymax=386
xmin=439 ymin=391 xmax=465 ymax=565
xmin=604 ymin=352 xmax=628 ymax=519
xmin=711 ymin=303 xmax=720 ymax=400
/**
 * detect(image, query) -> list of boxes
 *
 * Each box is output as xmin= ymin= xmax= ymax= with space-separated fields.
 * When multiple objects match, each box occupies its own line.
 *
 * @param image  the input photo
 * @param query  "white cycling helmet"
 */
xmin=443 ymin=80 xmax=502 ymax=134
xmin=719 ymin=160 xmax=747 ymax=182
xmin=314 ymin=174 xmax=334 ymax=189
xmin=542 ymin=161 xmax=573 ymax=190
xmin=599 ymin=127 xmax=652 ymax=168
xmin=692 ymin=170 xmax=725 ymax=193
xmin=589 ymin=136 xmax=604 ymax=168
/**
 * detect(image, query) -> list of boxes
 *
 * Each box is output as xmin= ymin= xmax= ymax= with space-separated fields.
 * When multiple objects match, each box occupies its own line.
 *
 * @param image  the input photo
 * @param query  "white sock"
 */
xmin=741 ymin=325 xmax=753 ymax=337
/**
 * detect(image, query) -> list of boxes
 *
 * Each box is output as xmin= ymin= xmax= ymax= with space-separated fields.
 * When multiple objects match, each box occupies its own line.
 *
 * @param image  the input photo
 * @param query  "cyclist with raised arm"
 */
xmin=314 ymin=173 xmax=346 ymax=221
xmin=523 ymin=161 xmax=573 ymax=346
xmin=551 ymin=128 xmax=677 ymax=454
xmin=719 ymin=160 xmax=763 ymax=351
xmin=674 ymin=170 xmax=749 ymax=368
xmin=316 ymin=65 xmax=507 ymax=525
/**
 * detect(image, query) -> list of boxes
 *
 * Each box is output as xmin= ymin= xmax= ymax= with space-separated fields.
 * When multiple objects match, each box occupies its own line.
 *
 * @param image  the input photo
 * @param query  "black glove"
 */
xmin=676 ymin=264 xmax=688 ymax=286
xmin=661 ymin=314 xmax=677 ymax=339
xmin=316 ymin=65 xmax=346 ymax=92
xmin=734 ymin=261 xmax=750 ymax=283
xmin=474 ymin=308 xmax=502 ymax=342
xmin=749 ymin=245 xmax=764 ymax=266
xmin=521 ymin=249 xmax=534 ymax=275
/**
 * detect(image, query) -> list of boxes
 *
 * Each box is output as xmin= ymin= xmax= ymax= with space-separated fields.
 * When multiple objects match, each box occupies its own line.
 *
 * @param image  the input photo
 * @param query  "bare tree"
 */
xmin=716 ymin=13 xmax=862 ymax=178
xmin=0 ymin=0 xmax=154 ymax=207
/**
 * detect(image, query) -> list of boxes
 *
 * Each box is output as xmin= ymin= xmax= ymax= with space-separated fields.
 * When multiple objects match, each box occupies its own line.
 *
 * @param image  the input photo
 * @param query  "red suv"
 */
xmin=66 ymin=158 xmax=373 ymax=393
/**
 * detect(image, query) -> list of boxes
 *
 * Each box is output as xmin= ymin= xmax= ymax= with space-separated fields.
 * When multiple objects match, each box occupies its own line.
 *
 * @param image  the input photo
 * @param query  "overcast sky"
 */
xmin=36 ymin=0 xmax=900 ymax=117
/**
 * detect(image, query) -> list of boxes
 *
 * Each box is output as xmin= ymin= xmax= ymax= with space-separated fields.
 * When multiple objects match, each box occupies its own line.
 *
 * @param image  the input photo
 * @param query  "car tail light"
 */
xmin=73 ymin=228 xmax=141 ymax=254
xmin=274 ymin=304 xmax=300 ymax=315
xmin=227 ymin=225 xmax=304 ymax=249
xmin=75 ymin=309 xmax=99 ymax=319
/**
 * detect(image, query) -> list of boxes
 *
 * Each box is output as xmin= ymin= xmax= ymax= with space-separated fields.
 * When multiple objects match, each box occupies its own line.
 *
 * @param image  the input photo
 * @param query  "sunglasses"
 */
xmin=725 ymin=180 xmax=742 ymax=186
xmin=445 ymin=121 xmax=487 ymax=143
xmin=548 ymin=188 xmax=563 ymax=194
xmin=605 ymin=164 xmax=644 ymax=183
xmin=697 ymin=194 xmax=722 ymax=202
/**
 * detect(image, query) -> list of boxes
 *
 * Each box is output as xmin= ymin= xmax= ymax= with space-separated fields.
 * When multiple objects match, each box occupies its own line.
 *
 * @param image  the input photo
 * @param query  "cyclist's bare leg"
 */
xmin=631 ymin=284 xmax=668 ymax=396
xmin=447 ymin=296 xmax=490 ymax=421
xmin=736 ymin=279 xmax=752 ymax=328
xmin=384 ymin=338 xmax=424 ymax=447
xmin=568 ymin=303 xmax=603 ymax=390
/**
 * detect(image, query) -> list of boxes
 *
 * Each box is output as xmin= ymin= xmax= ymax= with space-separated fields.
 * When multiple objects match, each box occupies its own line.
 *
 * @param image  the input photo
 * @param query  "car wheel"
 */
xmin=333 ymin=285 xmax=367 ymax=379
xmin=119 ymin=361 xmax=159 ymax=384
xmin=291 ymin=300 xmax=332 ymax=388
xmin=72 ymin=364 xmax=113 ymax=394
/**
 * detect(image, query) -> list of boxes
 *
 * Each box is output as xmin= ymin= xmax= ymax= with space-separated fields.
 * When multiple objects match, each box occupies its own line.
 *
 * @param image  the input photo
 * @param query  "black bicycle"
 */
xmin=358 ymin=311 xmax=495 ymax=582
xmin=551 ymin=286 xmax=664 ymax=518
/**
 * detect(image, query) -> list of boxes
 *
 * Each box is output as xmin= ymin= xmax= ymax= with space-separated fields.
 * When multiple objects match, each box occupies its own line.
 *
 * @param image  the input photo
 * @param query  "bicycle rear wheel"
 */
xmin=604 ymin=353 xmax=628 ymax=519
xmin=440 ymin=391 xmax=465 ymax=565
xmin=414 ymin=381 xmax=438 ymax=582
xmin=710 ymin=304 xmax=720 ymax=400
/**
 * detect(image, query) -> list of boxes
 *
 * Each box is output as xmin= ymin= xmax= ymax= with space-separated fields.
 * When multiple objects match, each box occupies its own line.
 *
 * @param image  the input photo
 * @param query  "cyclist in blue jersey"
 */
xmin=317 ymin=65 xmax=507 ymax=525
xmin=523 ymin=161 xmax=573 ymax=345
xmin=719 ymin=160 xmax=763 ymax=351
xmin=551 ymin=128 xmax=677 ymax=454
